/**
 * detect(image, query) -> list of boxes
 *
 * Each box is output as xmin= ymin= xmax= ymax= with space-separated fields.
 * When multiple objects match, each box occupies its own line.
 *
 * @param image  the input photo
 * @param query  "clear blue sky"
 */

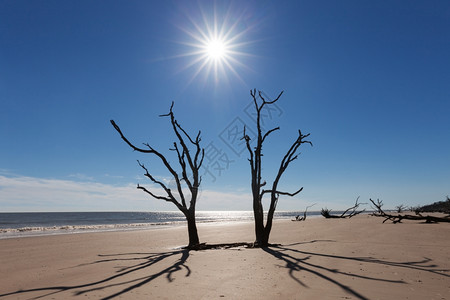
xmin=1 ymin=0 xmax=449 ymax=212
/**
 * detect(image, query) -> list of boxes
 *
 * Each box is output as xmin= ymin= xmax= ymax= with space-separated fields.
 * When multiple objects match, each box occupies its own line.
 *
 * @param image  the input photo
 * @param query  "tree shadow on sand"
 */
xmin=262 ymin=240 xmax=450 ymax=300
xmin=0 ymin=242 xmax=252 ymax=300
xmin=0 ymin=249 xmax=191 ymax=300
xmin=1 ymin=241 xmax=448 ymax=300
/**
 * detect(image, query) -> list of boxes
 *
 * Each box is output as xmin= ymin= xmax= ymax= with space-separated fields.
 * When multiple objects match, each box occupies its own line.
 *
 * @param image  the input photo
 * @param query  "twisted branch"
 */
xmin=370 ymin=199 xmax=450 ymax=223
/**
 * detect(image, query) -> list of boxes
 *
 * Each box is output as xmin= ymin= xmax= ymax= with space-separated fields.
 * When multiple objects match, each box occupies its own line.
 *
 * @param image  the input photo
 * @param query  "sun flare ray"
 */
xmin=174 ymin=3 xmax=257 ymax=86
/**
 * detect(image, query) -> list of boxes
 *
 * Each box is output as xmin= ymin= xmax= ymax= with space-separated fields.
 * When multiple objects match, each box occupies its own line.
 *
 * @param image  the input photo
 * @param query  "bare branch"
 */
xmin=370 ymin=199 xmax=450 ymax=223
xmin=262 ymin=127 xmax=280 ymax=144
xmin=175 ymin=120 xmax=199 ymax=146
xmin=157 ymin=103 xmax=203 ymax=196
xmin=158 ymin=101 xmax=174 ymax=117
xmin=137 ymin=184 xmax=170 ymax=201
xmin=172 ymin=143 xmax=192 ymax=194
xmin=193 ymin=134 xmax=204 ymax=169
xmin=339 ymin=196 xmax=366 ymax=218
xmin=241 ymin=126 xmax=254 ymax=171
xmin=136 ymin=160 xmax=186 ymax=210
xmin=261 ymin=187 xmax=303 ymax=199
xmin=111 ymin=120 xmax=181 ymax=181
xmin=293 ymin=203 xmax=316 ymax=221
xmin=269 ymin=129 xmax=312 ymax=208
xmin=321 ymin=197 xmax=366 ymax=219
xmin=167 ymin=114 xmax=200 ymax=179
xmin=259 ymin=90 xmax=284 ymax=104
xmin=110 ymin=120 xmax=154 ymax=154
xmin=197 ymin=148 xmax=205 ymax=170
xmin=250 ymin=89 xmax=258 ymax=108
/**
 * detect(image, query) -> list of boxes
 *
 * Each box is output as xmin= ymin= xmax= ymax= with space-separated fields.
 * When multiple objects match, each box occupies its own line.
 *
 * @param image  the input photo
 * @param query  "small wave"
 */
xmin=0 ymin=222 xmax=186 ymax=238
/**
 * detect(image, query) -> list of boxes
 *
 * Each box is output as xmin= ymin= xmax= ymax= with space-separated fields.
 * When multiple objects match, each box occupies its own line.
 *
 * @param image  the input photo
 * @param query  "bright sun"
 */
xmin=205 ymin=39 xmax=227 ymax=61
xmin=175 ymin=3 xmax=255 ymax=85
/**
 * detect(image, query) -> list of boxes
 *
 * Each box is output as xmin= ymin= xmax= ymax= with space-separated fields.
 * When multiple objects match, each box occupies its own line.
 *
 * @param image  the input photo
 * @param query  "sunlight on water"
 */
xmin=0 ymin=211 xmax=321 ymax=239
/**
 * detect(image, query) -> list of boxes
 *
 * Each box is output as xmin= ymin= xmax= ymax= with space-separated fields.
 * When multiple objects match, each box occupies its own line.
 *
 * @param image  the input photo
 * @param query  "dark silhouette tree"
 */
xmin=395 ymin=204 xmax=407 ymax=213
xmin=111 ymin=102 xmax=204 ymax=248
xmin=242 ymin=89 xmax=312 ymax=246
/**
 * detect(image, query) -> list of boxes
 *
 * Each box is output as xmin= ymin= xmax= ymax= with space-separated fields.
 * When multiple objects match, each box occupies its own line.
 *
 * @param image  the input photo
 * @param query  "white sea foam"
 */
xmin=0 ymin=222 xmax=184 ymax=239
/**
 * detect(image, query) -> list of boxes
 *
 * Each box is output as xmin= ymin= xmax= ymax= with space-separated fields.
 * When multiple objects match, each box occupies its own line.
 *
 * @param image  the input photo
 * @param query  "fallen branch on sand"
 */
xmin=321 ymin=197 xmax=366 ymax=219
xmin=292 ymin=203 xmax=316 ymax=221
xmin=370 ymin=198 xmax=450 ymax=224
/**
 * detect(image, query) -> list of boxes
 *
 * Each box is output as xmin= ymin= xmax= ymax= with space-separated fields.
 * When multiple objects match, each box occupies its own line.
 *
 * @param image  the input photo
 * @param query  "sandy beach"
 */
xmin=0 ymin=215 xmax=449 ymax=299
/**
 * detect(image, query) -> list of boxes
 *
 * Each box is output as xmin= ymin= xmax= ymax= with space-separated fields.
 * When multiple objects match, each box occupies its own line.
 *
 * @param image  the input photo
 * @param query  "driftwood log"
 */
xmin=370 ymin=199 xmax=450 ymax=224
xmin=321 ymin=197 xmax=366 ymax=219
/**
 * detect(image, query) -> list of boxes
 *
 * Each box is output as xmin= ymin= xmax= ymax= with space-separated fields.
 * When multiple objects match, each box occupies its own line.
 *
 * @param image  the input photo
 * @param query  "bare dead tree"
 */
xmin=395 ymin=204 xmax=407 ymax=213
xmin=293 ymin=203 xmax=316 ymax=221
xmin=370 ymin=198 xmax=450 ymax=224
xmin=410 ymin=205 xmax=422 ymax=214
xmin=242 ymin=89 xmax=312 ymax=246
xmin=321 ymin=197 xmax=366 ymax=219
xmin=111 ymin=102 xmax=204 ymax=248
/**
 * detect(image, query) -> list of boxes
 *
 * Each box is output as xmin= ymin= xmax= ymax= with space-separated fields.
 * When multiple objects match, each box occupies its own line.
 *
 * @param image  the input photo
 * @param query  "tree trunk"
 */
xmin=253 ymin=196 xmax=267 ymax=246
xmin=253 ymin=209 xmax=265 ymax=246
xmin=262 ymin=190 xmax=278 ymax=245
xmin=261 ymin=229 xmax=270 ymax=247
xmin=262 ymin=214 xmax=274 ymax=247
xmin=186 ymin=211 xmax=200 ymax=248
xmin=255 ymin=220 xmax=270 ymax=247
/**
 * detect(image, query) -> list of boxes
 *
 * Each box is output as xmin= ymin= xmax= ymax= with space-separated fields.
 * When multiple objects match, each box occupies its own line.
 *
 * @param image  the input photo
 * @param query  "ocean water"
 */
xmin=0 ymin=211 xmax=321 ymax=239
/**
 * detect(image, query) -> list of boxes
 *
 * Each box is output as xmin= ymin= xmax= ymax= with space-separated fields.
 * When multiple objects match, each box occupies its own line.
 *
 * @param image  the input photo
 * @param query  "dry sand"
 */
xmin=0 ymin=215 xmax=449 ymax=299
